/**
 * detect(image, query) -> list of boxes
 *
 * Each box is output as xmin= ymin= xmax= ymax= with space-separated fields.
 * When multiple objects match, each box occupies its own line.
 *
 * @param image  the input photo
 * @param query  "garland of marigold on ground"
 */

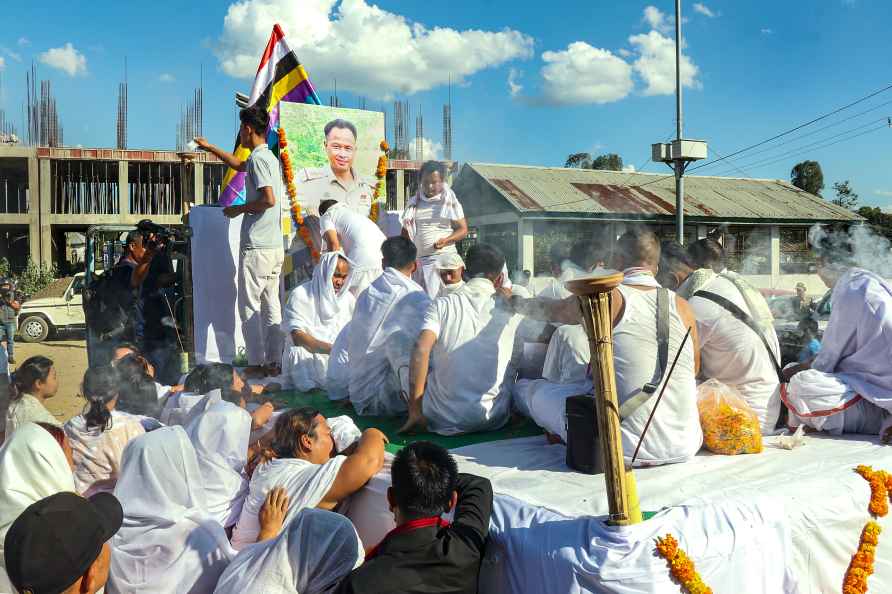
xmin=842 ymin=465 xmax=892 ymax=593
xmin=369 ymin=140 xmax=388 ymax=223
xmin=654 ymin=534 xmax=713 ymax=594
xmin=279 ymin=127 xmax=318 ymax=262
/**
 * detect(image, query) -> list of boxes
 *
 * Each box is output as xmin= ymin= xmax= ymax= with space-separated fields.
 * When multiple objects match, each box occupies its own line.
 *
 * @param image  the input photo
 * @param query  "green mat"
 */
xmin=275 ymin=389 xmax=543 ymax=454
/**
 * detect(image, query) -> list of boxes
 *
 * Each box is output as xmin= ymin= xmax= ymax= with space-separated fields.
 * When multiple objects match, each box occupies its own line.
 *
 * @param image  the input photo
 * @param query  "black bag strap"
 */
xmin=693 ymin=290 xmax=785 ymax=383
xmin=643 ymin=288 xmax=671 ymax=394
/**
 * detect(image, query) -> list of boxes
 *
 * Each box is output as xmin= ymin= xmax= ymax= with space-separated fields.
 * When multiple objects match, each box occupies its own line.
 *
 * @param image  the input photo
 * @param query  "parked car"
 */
xmin=771 ymin=289 xmax=832 ymax=365
xmin=17 ymin=273 xmax=88 ymax=342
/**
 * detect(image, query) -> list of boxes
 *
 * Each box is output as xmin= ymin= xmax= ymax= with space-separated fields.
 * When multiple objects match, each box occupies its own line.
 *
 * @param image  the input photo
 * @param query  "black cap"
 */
xmin=4 ymin=492 xmax=123 ymax=594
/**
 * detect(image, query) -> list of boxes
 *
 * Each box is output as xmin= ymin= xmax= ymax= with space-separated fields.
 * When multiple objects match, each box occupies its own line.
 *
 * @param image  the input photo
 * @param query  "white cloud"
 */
xmin=159 ymin=73 xmax=176 ymax=82
xmin=38 ymin=43 xmax=87 ymax=77
xmin=1 ymin=47 xmax=21 ymax=62
xmin=874 ymin=190 xmax=892 ymax=198
xmin=618 ymin=48 xmax=632 ymax=57
xmin=17 ymin=37 xmax=30 ymax=47
xmin=629 ymin=30 xmax=699 ymax=96
xmin=692 ymin=3 xmax=717 ymax=17
xmin=215 ymin=0 xmax=533 ymax=97
xmin=643 ymin=5 xmax=672 ymax=34
xmin=761 ymin=28 xmax=773 ymax=34
xmin=507 ymin=68 xmax=523 ymax=98
xmin=408 ymin=136 xmax=443 ymax=161
xmin=539 ymin=42 xmax=633 ymax=105
xmin=622 ymin=164 xmax=637 ymax=172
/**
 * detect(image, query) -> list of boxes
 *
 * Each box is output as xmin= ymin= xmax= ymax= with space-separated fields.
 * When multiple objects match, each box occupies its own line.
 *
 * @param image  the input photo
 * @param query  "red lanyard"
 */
xmin=365 ymin=516 xmax=451 ymax=559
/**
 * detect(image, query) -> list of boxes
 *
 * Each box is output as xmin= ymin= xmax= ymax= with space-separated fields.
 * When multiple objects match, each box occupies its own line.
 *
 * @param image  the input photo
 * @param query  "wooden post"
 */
xmin=566 ymin=271 xmax=642 ymax=525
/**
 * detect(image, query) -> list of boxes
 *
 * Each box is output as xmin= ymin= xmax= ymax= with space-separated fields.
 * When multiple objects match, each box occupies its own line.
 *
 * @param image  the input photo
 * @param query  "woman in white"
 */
xmin=401 ymin=160 xmax=468 ymax=298
xmin=185 ymin=400 xmax=252 ymax=529
xmin=214 ymin=508 xmax=363 ymax=594
xmin=65 ymin=365 xmax=145 ymax=497
xmin=108 ymin=426 xmax=238 ymax=593
xmin=282 ymin=252 xmax=356 ymax=391
xmin=4 ymin=355 xmax=60 ymax=440
xmin=0 ymin=422 xmax=76 ymax=591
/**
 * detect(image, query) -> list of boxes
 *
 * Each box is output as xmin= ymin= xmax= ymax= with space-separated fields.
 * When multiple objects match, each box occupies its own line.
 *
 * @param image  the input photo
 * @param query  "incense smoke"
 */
xmin=809 ymin=224 xmax=892 ymax=278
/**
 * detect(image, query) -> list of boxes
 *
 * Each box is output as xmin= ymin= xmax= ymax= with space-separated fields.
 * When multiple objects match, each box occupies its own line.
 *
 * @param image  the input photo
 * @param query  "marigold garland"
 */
xmin=855 ymin=465 xmax=890 ymax=518
xmin=654 ymin=534 xmax=713 ymax=594
xmin=843 ymin=521 xmax=882 ymax=594
xmin=369 ymin=139 xmax=388 ymax=223
xmin=278 ymin=126 xmax=317 ymax=262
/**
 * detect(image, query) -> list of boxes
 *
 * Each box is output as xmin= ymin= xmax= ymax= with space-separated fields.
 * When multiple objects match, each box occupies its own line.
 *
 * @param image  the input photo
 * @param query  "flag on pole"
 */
xmin=219 ymin=24 xmax=321 ymax=206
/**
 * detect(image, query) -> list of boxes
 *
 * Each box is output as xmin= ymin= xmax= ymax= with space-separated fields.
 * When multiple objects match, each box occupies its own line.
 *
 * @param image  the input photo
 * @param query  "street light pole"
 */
xmin=674 ymin=0 xmax=685 ymax=244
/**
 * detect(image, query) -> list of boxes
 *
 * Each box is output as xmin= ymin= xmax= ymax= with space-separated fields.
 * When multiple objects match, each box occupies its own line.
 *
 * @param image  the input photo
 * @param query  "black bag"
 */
xmin=565 ymin=394 xmax=603 ymax=474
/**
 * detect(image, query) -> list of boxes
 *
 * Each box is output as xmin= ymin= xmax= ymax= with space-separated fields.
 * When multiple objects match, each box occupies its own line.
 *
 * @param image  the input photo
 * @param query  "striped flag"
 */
xmin=219 ymin=24 xmax=321 ymax=206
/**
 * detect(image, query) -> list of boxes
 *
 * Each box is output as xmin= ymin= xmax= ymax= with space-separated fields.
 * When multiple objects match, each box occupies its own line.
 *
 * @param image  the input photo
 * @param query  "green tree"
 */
xmin=590 ymin=153 xmax=624 ymax=171
xmin=790 ymin=160 xmax=824 ymax=196
xmin=565 ymin=152 xmax=592 ymax=168
xmin=14 ymin=258 xmax=58 ymax=298
xmin=831 ymin=180 xmax=859 ymax=210
xmin=856 ymin=206 xmax=892 ymax=240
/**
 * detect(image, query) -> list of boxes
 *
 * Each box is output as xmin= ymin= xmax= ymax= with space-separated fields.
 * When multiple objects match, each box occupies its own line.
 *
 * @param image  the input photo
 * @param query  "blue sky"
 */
xmin=2 ymin=0 xmax=890 ymax=206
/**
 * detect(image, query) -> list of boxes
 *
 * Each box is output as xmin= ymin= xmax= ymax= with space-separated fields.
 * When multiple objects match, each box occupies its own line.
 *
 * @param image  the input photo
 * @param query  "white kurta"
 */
xmin=541 ymin=324 xmax=590 ymax=384
xmin=421 ymin=277 xmax=522 ymax=435
xmin=213 ymin=508 xmax=363 ymax=594
xmin=283 ymin=252 xmax=356 ymax=391
xmin=320 ymin=203 xmax=386 ymax=295
xmin=185 ymin=401 xmax=252 ymax=529
xmin=64 ymin=410 xmax=146 ymax=497
xmin=108 ymin=426 xmax=236 ymax=594
xmin=230 ymin=455 xmax=346 ymax=551
xmin=785 ymin=268 xmax=892 ymax=433
xmin=688 ymin=273 xmax=782 ymax=433
xmin=0 ymin=423 xmax=77 ymax=591
xmin=347 ymin=268 xmax=431 ymax=415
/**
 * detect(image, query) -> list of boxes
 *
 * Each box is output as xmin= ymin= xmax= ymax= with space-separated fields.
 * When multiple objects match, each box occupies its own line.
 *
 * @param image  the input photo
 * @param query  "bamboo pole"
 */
xmin=566 ymin=271 xmax=643 ymax=525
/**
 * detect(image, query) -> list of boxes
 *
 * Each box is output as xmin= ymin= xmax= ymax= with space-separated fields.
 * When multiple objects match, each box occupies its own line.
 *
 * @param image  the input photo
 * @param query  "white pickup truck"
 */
xmin=17 ymin=273 xmax=88 ymax=342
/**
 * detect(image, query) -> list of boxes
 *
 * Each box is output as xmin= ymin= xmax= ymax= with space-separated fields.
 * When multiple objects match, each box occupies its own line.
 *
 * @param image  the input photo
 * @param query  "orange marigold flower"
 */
xmin=380 ymin=139 xmax=389 ymax=152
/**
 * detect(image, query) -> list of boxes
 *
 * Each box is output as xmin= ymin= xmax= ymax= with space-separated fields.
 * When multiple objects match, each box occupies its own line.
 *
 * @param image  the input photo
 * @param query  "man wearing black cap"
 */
xmin=4 ymin=491 xmax=123 ymax=594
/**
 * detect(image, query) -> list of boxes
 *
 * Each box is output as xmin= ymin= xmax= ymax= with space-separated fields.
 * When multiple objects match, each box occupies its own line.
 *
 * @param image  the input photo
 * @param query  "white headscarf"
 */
xmin=286 ymin=252 xmax=356 ymax=333
xmin=214 ymin=508 xmax=363 ymax=594
xmin=185 ymin=400 xmax=252 ymax=528
xmin=109 ymin=426 xmax=236 ymax=594
xmin=0 ymin=423 xmax=76 ymax=588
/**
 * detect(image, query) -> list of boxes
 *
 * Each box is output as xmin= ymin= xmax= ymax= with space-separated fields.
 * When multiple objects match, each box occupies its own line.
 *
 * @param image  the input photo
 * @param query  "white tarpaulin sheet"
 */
xmin=447 ymin=434 xmax=892 ymax=594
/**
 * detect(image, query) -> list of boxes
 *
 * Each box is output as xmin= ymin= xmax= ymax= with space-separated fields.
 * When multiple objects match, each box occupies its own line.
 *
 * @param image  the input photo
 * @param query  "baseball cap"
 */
xmin=795 ymin=282 xmax=807 ymax=290
xmin=434 ymin=253 xmax=465 ymax=270
xmin=4 ymin=492 xmax=123 ymax=594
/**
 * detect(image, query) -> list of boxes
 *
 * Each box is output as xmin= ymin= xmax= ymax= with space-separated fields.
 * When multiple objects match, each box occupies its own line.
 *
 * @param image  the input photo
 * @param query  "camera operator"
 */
xmin=0 ymin=285 xmax=20 ymax=364
xmin=138 ymin=222 xmax=178 ymax=384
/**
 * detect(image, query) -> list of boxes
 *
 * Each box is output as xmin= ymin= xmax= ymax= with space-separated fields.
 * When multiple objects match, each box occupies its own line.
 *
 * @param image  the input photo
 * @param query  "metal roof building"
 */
xmin=453 ymin=163 xmax=862 ymax=290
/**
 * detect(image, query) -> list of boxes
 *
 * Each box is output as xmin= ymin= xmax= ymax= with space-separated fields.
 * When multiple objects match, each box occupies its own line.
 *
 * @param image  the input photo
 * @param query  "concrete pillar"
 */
xmin=27 ymin=155 xmax=40 ymax=263
xmin=38 ymin=159 xmax=52 ymax=267
xmin=395 ymin=170 xmax=406 ymax=212
xmin=697 ymin=224 xmax=708 ymax=240
xmin=118 ymin=160 xmax=129 ymax=216
xmin=192 ymin=162 xmax=204 ymax=206
xmin=517 ymin=218 xmax=535 ymax=275
xmin=770 ymin=225 xmax=780 ymax=285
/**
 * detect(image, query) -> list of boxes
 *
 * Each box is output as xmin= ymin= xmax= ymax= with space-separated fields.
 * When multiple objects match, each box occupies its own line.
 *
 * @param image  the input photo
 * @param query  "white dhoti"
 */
xmin=783 ymin=370 xmax=890 ymax=434
xmin=414 ymin=255 xmax=444 ymax=299
xmin=326 ymin=323 xmax=352 ymax=400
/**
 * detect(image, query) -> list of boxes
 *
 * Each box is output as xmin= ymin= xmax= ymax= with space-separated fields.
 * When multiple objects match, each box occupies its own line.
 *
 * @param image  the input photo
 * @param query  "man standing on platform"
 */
xmin=195 ymin=106 xmax=285 ymax=376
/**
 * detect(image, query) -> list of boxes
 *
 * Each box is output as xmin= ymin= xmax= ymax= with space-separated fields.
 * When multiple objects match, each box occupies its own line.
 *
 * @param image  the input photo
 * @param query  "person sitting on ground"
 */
xmin=434 ymin=251 xmax=465 ymax=296
xmin=320 ymin=199 xmax=388 ymax=296
xmin=231 ymin=408 xmax=386 ymax=550
xmin=400 ymin=160 xmax=468 ymax=298
xmin=0 ymin=422 xmax=77 ymax=591
xmin=283 ymin=252 xmax=356 ymax=391
xmin=536 ymin=237 xmax=609 ymax=300
xmin=215 ymin=508 xmax=363 ymax=594
xmin=111 ymin=342 xmax=182 ymax=401
xmin=184 ymin=399 xmax=254 ymax=529
xmin=64 ymin=366 xmax=146 ymax=497
xmin=112 ymin=353 xmax=163 ymax=420
xmin=108 ymin=426 xmax=291 ymax=593
xmin=336 ymin=441 xmax=493 ymax=594
xmin=402 ymin=243 xmax=522 ymax=435
xmin=4 ymin=491 xmax=122 ymax=594
xmin=512 ymin=229 xmax=702 ymax=466
xmin=660 ymin=239 xmax=782 ymax=433
xmin=336 ymin=237 xmax=432 ymax=415
xmin=4 ymin=356 xmax=59 ymax=441
xmin=783 ymin=232 xmax=892 ymax=439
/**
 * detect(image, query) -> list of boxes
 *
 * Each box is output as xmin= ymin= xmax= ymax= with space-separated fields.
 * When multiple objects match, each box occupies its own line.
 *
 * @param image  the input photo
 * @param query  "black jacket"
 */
xmin=336 ymin=473 xmax=493 ymax=594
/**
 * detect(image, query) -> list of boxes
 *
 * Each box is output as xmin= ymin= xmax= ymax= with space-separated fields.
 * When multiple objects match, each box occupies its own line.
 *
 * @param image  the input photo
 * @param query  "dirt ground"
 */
xmin=14 ymin=332 xmax=89 ymax=424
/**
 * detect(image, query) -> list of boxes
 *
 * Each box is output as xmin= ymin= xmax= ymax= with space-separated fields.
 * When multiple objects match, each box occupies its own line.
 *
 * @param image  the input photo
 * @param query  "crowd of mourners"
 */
xmin=2 ymin=107 xmax=892 ymax=594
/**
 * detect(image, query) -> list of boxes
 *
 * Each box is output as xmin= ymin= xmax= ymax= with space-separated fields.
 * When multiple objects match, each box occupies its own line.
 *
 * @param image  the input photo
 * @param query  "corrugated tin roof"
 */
xmin=462 ymin=163 xmax=862 ymax=222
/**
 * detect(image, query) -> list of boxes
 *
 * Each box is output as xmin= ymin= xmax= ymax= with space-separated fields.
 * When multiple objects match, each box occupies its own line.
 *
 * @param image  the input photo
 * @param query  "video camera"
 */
xmin=137 ymin=219 xmax=190 ymax=251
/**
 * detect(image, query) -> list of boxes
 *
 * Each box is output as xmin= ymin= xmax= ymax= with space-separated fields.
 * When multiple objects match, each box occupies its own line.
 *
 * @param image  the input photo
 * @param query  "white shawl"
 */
xmin=230 ymin=455 xmax=347 ymax=551
xmin=0 ymin=423 xmax=76 ymax=590
xmin=108 ymin=426 xmax=236 ymax=594
xmin=214 ymin=509 xmax=363 ymax=594
xmin=400 ymin=183 xmax=463 ymax=242
xmin=185 ymin=401 xmax=252 ymax=528
xmin=284 ymin=251 xmax=356 ymax=342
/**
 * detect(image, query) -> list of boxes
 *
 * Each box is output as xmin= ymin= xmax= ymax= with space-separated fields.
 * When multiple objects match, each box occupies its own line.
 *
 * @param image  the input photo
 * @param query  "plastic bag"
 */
xmin=697 ymin=379 xmax=763 ymax=455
